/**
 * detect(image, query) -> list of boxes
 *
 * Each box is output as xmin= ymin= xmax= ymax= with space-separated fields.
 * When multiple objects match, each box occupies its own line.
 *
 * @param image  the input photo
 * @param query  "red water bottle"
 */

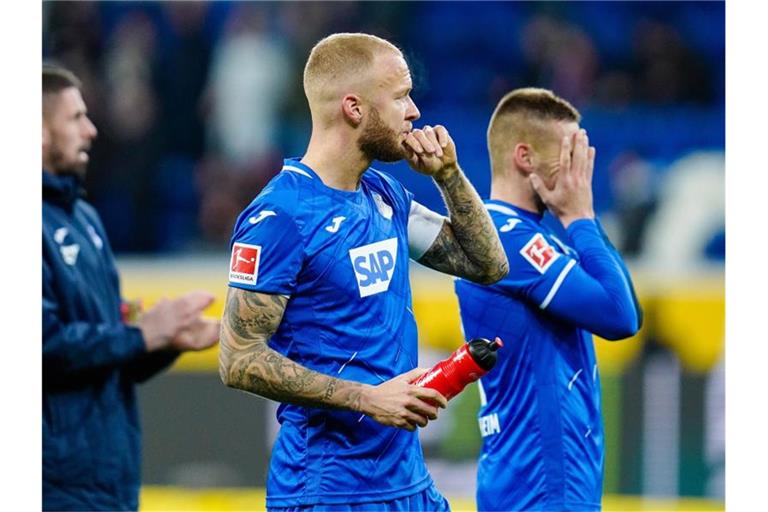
xmin=411 ymin=337 xmax=503 ymax=401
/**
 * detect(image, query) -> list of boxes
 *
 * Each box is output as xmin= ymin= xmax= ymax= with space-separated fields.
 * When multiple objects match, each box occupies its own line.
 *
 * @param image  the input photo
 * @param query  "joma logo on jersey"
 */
xmin=348 ymin=238 xmax=398 ymax=298
xmin=229 ymin=242 xmax=261 ymax=285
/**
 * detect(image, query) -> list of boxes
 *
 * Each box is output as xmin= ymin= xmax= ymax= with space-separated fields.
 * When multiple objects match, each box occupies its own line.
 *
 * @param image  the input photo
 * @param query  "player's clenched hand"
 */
xmin=530 ymin=129 xmax=596 ymax=229
xmin=404 ymin=125 xmax=458 ymax=182
xmin=359 ymin=367 xmax=448 ymax=431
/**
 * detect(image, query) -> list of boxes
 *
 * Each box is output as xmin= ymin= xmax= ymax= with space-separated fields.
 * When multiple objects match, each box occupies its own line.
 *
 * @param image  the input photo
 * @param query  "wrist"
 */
xmin=139 ymin=326 xmax=169 ymax=352
xmin=558 ymin=212 xmax=595 ymax=229
xmin=356 ymin=383 xmax=375 ymax=415
xmin=433 ymin=164 xmax=460 ymax=184
xmin=125 ymin=325 xmax=152 ymax=357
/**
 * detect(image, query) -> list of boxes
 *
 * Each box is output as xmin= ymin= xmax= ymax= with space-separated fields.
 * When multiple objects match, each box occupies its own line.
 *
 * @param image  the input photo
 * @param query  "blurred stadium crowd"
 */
xmin=43 ymin=1 xmax=724 ymax=263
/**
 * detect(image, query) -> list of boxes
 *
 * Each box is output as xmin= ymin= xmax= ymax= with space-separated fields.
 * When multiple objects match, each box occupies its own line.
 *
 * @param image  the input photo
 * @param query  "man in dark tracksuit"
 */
xmin=42 ymin=65 xmax=220 ymax=511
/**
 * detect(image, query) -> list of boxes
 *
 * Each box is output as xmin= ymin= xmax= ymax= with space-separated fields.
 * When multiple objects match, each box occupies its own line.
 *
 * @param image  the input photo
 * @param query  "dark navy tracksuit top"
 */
xmin=42 ymin=171 xmax=178 ymax=511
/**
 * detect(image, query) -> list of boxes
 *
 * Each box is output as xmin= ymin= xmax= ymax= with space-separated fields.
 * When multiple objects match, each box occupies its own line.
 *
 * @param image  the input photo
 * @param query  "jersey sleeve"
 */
xmin=544 ymin=219 xmax=640 ymax=339
xmin=593 ymin=218 xmax=644 ymax=330
xmin=495 ymin=218 xmax=640 ymax=340
xmin=227 ymin=202 xmax=304 ymax=296
xmin=495 ymin=220 xmax=577 ymax=309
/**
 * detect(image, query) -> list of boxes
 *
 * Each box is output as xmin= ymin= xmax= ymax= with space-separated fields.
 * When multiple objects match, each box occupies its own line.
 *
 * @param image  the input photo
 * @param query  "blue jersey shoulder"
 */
xmin=476 ymin=203 xmax=576 ymax=307
xmin=232 ymin=171 xmax=305 ymax=241
xmin=362 ymin=167 xmax=413 ymax=215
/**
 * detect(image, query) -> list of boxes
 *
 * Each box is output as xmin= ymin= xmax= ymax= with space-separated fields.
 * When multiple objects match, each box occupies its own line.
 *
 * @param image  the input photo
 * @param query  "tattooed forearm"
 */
xmin=219 ymin=288 xmax=367 ymax=412
xmin=420 ymin=167 xmax=508 ymax=284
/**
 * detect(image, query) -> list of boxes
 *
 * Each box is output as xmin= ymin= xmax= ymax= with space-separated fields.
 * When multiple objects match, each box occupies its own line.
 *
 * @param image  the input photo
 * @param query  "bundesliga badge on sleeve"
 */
xmin=229 ymin=242 xmax=261 ymax=285
xmin=520 ymin=233 xmax=559 ymax=273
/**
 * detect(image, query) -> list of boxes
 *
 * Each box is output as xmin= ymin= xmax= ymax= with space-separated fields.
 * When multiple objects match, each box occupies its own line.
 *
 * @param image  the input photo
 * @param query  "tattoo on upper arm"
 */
xmin=219 ymin=288 xmax=364 ymax=411
xmin=224 ymin=289 xmax=285 ymax=339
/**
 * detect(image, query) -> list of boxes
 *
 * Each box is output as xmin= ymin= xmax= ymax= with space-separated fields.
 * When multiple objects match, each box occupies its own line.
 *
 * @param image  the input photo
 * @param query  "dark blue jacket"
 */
xmin=42 ymin=171 xmax=178 ymax=511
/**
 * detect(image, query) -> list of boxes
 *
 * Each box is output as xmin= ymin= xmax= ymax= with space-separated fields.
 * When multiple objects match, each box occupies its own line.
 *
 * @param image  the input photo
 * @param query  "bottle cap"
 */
xmin=467 ymin=337 xmax=503 ymax=371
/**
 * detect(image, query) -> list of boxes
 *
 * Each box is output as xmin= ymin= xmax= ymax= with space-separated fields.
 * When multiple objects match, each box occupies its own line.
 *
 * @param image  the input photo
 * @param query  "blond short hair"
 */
xmin=303 ymin=33 xmax=402 ymax=102
xmin=487 ymin=88 xmax=581 ymax=175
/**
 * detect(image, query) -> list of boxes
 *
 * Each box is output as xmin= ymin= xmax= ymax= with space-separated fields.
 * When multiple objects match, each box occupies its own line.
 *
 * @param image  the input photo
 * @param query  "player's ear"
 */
xmin=513 ymin=143 xmax=535 ymax=175
xmin=341 ymin=94 xmax=364 ymax=126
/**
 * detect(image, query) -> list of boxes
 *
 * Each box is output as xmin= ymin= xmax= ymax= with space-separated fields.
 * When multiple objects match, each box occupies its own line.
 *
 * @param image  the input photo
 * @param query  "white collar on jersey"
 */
xmin=282 ymin=164 xmax=313 ymax=179
xmin=485 ymin=203 xmax=519 ymax=216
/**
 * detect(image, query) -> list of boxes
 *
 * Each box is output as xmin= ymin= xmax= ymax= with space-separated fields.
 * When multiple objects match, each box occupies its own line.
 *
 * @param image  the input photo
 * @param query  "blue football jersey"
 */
xmin=228 ymin=159 xmax=434 ymax=507
xmin=455 ymin=200 xmax=609 ymax=512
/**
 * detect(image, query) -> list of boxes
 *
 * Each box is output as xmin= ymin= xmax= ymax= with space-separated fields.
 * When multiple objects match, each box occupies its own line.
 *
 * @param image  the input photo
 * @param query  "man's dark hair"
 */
xmin=43 ymin=64 xmax=81 ymax=96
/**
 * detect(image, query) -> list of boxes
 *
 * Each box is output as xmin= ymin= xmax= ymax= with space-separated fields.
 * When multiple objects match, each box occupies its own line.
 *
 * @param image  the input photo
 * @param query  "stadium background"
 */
xmin=43 ymin=1 xmax=725 ymax=510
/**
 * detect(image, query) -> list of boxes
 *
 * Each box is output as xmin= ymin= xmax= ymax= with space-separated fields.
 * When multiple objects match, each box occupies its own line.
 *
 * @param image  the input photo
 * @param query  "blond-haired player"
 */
xmin=219 ymin=33 xmax=508 ymax=510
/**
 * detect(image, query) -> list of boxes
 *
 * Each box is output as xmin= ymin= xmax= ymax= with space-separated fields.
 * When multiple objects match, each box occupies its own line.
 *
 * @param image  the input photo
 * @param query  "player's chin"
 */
xmin=63 ymin=159 xmax=88 ymax=178
xmin=376 ymin=145 xmax=410 ymax=163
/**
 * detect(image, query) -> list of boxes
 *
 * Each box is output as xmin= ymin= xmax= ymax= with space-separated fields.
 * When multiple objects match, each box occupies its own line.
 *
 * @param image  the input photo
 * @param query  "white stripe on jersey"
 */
xmin=550 ymin=234 xmax=573 ymax=256
xmin=282 ymin=165 xmax=313 ymax=178
xmin=478 ymin=378 xmax=488 ymax=406
xmin=485 ymin=204 xmax=520 ymax=216
xmin=567 ymin=368 xmax=583 ymax=391
xmin=539 ymin=259 xmax=576 ymax=310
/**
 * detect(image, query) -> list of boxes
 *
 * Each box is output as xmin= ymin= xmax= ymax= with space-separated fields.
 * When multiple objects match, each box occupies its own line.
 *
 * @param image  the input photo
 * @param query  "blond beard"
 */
xmin=357 ymin=107 xmax=408 ymax=162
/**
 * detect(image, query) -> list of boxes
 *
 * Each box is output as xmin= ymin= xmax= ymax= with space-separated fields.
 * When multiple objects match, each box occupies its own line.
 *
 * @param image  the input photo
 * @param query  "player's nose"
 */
xmin=84 ymin=116 xmax=98 ymax=140
xmin=406 ymin=97 xmax=420 ymax=122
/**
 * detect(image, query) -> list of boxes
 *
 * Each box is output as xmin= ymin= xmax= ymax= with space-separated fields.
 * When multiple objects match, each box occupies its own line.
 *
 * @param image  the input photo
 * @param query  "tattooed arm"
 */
xmin=405 ymin=125 xmax=508 ymax=284
xmin=219 ymin=287 xmax=448 ymax=430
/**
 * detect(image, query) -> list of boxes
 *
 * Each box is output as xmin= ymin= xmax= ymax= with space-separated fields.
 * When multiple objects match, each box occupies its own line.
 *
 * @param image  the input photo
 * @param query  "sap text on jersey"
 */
xmin=348 ymin=238 xmax=398 ymax=298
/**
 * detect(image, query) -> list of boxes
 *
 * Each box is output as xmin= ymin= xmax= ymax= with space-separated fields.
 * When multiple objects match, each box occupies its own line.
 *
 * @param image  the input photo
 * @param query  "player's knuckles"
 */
xmin=404 ymin=133 xmax=420 ymax=147
xmin=417 ymin=140 xmax=435 ymax=154
xmin=420 ymin=388 xmax=441 ymax=403
xmin=414 ymin=402 xmax=437 ymax=418
xmin=404 ymin=396 xmax=420 ymax=409
xmin=404 ymin=411 xmax=424 ymax=426
xmin=408 ymin=141 xmax=424 ymax=154
xmin=413 ymin=131 xmax=434 ymax=147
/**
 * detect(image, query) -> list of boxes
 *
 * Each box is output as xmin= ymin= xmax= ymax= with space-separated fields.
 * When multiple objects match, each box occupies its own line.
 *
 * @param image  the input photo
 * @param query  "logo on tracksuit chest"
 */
xmin=348 ymin=238 xmax=398 ymax=297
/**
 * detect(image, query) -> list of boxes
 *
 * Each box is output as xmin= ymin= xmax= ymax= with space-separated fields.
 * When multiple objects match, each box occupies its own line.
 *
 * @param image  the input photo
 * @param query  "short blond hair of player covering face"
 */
xmin=487 ymin=88 xmax=581 ymax=177
xmin=303 ymin=33 xmax=402 ymax=105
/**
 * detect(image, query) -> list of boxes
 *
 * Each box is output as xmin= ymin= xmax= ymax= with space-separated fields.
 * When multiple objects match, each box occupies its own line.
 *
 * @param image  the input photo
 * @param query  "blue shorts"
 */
xmin=267 ymin=484 xmax=451 ymax=511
